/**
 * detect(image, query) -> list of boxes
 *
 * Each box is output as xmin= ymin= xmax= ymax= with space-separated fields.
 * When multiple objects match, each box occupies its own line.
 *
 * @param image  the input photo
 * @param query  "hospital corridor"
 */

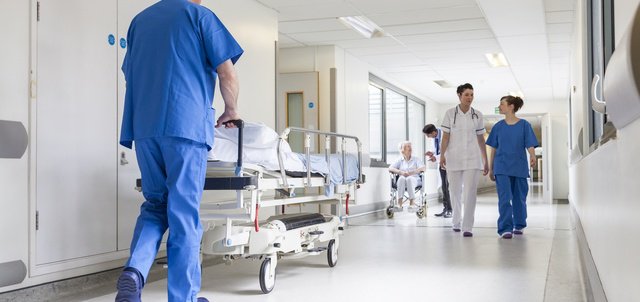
xmin=1 ymin=0 xmax=640 ymax=301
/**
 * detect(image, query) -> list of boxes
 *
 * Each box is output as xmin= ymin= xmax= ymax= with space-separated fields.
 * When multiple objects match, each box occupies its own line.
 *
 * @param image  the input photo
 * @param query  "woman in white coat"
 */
xmin=439 ymin=83 xmax=489 ymax=237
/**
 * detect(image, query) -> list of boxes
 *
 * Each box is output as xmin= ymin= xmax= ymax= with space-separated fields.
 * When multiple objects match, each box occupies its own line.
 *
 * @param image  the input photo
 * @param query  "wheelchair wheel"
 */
xmin=386 ymin=206 xmax=394 ymax=219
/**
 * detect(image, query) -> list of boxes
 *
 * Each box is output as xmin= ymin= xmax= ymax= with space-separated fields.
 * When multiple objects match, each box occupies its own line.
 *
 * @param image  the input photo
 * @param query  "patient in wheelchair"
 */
xmin=389 ymin=141 xmax=426 ymax=209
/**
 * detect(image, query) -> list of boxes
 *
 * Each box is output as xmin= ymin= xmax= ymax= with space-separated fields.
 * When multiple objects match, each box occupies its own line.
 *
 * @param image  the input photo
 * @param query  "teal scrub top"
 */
xmin=120 ymin=0 xmax=243 ymax=150
xmin=486 ymin=119 xmax=539 ymax=178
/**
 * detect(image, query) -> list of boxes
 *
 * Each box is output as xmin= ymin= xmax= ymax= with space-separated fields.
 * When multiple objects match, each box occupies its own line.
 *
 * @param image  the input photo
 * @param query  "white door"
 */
xmin=116 ymin=0 xmax=159 ymax=251
xmin=278 ymin=72 xmax=319 ymax=153
xmin=36 ymin=0 xmax=117 ymax=264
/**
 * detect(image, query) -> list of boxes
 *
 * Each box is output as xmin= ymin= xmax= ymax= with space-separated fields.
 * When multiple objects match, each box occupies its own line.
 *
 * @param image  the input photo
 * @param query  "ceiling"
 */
xmin=257 ymin=0 xmax=575 ymax=104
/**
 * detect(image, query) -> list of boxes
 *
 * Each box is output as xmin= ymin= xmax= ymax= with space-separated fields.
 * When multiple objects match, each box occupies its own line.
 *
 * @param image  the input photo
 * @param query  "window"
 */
xmin=587 ymin=0 xmax=615 ymax=147
xmin=367 ymin=74 xmax=427 ymax=164
xmin=385 ymin=89 xmax=407 ymax=163
xmin=368 ymin=84 xmax=383 ymax=160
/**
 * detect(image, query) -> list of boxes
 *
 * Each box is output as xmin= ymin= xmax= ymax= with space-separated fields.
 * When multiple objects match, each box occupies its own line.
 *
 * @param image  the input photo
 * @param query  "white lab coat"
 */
xmin=440 ymin=105 xmax=486 ymax=232
xmin=440 ymin=105 xmax=486 ymax=171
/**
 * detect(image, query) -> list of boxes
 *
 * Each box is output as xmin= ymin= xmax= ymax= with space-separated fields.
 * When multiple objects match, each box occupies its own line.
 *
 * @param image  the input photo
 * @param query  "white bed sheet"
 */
xmin=207 ymin=122 xmax=307 ymax=172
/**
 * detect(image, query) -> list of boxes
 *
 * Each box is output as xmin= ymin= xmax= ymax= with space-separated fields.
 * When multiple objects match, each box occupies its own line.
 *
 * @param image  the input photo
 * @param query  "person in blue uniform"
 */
xmin=115 ymin=0 xmax=243 ymax=301
xmin=486 ymin=95 xmax=538 ymax=239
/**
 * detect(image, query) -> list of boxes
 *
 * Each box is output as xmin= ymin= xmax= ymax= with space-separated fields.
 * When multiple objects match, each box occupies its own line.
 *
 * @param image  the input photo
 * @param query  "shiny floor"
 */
xmin=82 ymin=183 xmax=587 ymax=302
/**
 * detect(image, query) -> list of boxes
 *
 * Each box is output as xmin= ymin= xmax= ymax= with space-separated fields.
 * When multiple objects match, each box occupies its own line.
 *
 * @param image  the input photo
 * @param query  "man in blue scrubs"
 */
xmin=116 ymin=0 xmax=243 ymax=301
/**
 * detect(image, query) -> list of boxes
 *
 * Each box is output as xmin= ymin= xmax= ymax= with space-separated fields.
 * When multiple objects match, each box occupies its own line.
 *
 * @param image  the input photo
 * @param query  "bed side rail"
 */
xmin=277 ymin=127 xmax=363 ymax=193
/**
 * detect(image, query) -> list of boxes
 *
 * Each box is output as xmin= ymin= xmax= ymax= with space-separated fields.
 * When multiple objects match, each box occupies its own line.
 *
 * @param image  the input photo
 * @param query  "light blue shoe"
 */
xmin=115 ymin=270 xmax=142 ymax=302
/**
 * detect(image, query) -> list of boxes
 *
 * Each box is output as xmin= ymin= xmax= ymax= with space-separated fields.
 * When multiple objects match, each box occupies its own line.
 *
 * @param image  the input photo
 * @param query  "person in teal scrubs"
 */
xmin=116 ymin=0 xmax=243 ymax=301
xmin=486 ymin=96 xmax=538 ymax=239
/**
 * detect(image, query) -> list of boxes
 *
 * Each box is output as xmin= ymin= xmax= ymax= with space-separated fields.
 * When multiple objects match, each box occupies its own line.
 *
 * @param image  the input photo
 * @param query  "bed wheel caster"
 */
xmin=327 ymin=239 xmax=338 ymax=267
xmin=386 ymin=206 xmax=394 ymax=219
xmin=259 ymin=258 xmax=276 ymax=294
xmin=416 ymin=207 xmax=426 ymax=219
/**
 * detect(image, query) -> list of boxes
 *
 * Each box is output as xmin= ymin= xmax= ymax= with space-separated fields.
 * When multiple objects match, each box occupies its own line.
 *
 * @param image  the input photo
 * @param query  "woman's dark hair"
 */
xmin=456 ymin=83 xmax=474 ymax=95
xmin=422 ymin=124 xmax=437 ymax=135
xmin=501 ymin=95 xmax=524 ymax=112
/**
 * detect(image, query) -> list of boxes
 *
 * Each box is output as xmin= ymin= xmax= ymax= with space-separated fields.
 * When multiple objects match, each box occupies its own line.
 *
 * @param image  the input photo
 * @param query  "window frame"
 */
xmin=368 ymin=74 xmax=427 ymax=164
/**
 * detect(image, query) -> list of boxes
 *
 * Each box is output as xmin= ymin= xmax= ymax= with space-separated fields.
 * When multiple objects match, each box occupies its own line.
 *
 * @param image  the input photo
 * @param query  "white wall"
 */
xmin=0 ymin=0 xmax=277 ymax=292
xmin=569 ymin=0 xmax=640 ymax=301
xmin=0 ymin=0 xmax=30 ymax=289
xmin=208 ymin=0 xmax=278 ymax=129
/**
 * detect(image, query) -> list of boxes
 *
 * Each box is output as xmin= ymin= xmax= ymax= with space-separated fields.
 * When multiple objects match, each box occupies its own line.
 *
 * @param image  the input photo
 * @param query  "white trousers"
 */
xmin=397 ymin=176 xmax=418 ymax=200
xmin=447 ymin=170 xmax=480 ymax=232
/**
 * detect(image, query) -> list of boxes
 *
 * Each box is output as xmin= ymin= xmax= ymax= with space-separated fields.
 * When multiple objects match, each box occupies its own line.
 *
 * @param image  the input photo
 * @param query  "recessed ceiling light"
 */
xmin=485 ymin=52 xmax=509 ymax=67
xmin=338 ymin=16 xmax=385 ymax=39
xmin=433 ymin=80 xmax=453 ymax=88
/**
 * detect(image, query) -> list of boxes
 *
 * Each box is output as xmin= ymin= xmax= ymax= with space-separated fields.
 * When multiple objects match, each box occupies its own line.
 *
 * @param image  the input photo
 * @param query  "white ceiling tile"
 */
xmin=358 ymin=53 xmax=425 ymax=67
xmin=388 ymin=70 xmax=442 ymax=81
xmin=288 ymin=30 xmax=366 ymax=43
xmin=384 ymin=19 xmax=489 ymax=36
xmin=546 ymin=11 xmax=574 ymax=24
xmin=498 ymin=35 xmax=550 ymax=66
xmin=258 ymin=0 xmax=342 ymax=9
xmin=346 ymin=45 xmax=411 ymax=56
xmin=279 ymin=19 xmax=350 ymax=34
xmin=275 ymin=3 xmax=361 ymax=22
xmin=543 ymin=0 xmax=575 ymax=12
xmin=546 ymin=23 xmax=573 ymax=34
xmin=278 ymin=33 xmax=305 ymax=47
xmin=511 ymin=65 xmax=552 ymax=89
xmin=547 ymin=33 xmax=572 ymax=43
xmin=397 ymin=29 xmax=495 ymax=44
xmin=407 ymin=38 xmax=500 ymax=52
xmin=347 ymin=0 xmax=478 ymax=15
xmin=477 ymin=0 xmax=547 ymax=37
xmin=381 ymin=65 xmax=435 ymax=73
xmin=330 ymin=37 xmax=402 ymax=49
xmin=367 ymin=5 xmax=483 ymax=26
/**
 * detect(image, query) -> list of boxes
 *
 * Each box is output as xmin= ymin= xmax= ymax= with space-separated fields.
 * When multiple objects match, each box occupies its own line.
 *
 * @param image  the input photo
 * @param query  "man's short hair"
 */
xmin=422 ymin=124 xmax=437 ymax=135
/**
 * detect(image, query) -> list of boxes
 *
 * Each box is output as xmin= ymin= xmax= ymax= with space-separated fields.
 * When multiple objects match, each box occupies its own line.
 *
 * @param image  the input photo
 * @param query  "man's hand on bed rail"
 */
xmin=216 ymin=110 xmax=242 ymax=128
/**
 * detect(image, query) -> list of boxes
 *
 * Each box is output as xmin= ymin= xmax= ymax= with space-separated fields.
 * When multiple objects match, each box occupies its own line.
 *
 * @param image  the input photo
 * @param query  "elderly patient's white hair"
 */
xmin=398 ymin=141 xmax=412 ymax=152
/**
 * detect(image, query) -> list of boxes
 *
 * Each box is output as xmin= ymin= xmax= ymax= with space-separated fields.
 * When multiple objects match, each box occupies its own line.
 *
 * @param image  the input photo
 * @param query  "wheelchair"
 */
xmin=386 ymin=172 xmax=427 ymax=219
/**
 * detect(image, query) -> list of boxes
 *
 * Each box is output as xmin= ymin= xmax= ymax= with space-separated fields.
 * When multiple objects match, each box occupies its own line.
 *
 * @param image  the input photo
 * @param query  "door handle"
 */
xmin=591 ymin=74 xmax=606 ymax=114
xmin=120 ymin=151 xmax=129 ymax=165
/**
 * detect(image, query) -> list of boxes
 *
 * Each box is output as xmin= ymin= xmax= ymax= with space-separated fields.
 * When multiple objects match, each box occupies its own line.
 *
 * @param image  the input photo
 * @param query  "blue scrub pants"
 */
xmin=126 ymin=137 xmax=208 ymax=302
xmin=495 ymin=175 xmax=528 ymax=235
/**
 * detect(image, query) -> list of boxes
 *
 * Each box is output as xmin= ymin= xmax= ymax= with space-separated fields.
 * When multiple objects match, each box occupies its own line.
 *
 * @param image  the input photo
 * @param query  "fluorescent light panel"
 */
xmin=434 ymin=80 xmax=453 ymax=88
xmin=485 ymin=52 xmax=509 ymax=67
xmin=338 ymin=16 xmax=385 ymax=39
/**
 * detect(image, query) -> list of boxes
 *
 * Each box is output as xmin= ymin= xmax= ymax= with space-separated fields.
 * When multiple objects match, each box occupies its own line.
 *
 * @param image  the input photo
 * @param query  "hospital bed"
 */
xmin=136 ymin=120 xmax=364 ymax=294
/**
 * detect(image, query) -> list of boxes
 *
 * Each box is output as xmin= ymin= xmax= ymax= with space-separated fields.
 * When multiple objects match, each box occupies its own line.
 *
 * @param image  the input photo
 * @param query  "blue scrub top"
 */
xmin=486 ymin=119 xmax=539 ymax=178
xmin=120 ymin=0 xmax=243 ymax=150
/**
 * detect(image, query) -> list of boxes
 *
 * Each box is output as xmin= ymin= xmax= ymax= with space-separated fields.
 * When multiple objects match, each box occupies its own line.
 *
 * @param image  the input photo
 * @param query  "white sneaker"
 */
xmin=501 ymin=232 xmax=513 ymax=239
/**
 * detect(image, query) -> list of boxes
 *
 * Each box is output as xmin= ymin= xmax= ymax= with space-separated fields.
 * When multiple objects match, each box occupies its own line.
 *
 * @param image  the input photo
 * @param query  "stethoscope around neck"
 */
xmin=453 ymin=105 xmax=478 ymax=125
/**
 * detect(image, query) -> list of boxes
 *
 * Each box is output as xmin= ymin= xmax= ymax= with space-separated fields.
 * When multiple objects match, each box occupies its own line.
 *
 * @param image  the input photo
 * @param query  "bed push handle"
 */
xmin=223 ymin=119 xmax=244 ymax=176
